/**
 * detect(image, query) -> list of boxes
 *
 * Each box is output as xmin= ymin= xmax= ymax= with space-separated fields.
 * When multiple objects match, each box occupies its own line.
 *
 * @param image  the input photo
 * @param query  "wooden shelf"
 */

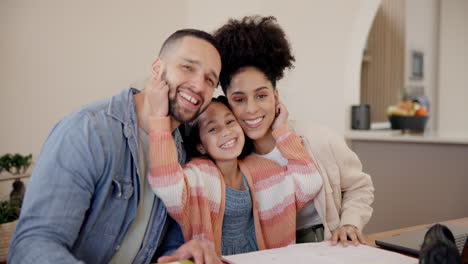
xmin=0 ymin=174 xmax=30 ymax=182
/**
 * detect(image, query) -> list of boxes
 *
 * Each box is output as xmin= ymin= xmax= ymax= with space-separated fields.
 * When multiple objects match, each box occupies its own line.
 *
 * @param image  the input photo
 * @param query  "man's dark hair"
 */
xmin=159 ymin=29 xmax=221 ymax=58
xmin=185 ymin=95 xmax=253 ymax=160
xmin=213 ymin=15 xmax=295 ymax=93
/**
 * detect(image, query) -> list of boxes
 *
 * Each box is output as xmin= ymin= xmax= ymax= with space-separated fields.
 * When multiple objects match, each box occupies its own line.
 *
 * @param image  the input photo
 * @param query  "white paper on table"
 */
xmin=222 ymin=241 xmax=418 ymax=264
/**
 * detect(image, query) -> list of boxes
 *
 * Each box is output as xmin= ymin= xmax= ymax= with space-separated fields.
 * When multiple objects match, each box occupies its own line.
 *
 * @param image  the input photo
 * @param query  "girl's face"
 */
xmin=197 ymin=102 xmax=245 ymax=161
xmin=226 ymin=66 xmax=278 ymax=141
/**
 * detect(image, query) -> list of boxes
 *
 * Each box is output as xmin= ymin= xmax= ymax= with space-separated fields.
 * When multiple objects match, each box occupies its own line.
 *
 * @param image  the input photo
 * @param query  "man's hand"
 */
xmin=271 ymin=102 xmax=289 ymax=130
xmin=331 ymin=225 xmax=367 ymax=247
xmin=157 ymin=240 xmax=221 ymax=264
xmin=146 ymin=74 xmax=169 ymax=117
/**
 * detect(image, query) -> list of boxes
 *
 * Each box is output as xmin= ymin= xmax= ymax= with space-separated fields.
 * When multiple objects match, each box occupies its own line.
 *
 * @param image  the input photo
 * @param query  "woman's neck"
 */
xmin=253 ymin=130 xmax=276 ymax=155
xmin=215 ymin=158 xmax=244 ymax=190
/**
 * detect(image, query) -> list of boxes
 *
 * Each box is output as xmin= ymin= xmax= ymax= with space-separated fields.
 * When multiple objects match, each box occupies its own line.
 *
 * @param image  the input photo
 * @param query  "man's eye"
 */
xmin=206 ymin=77 xmax=215 ymax=87
xmin=257 ymin=94 xmax=267 ymax=99
xmin=182 ymin=65 xmax=192 ymax=71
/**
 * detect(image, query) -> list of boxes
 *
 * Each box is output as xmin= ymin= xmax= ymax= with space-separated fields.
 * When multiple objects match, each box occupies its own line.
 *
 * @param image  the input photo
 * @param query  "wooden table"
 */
xmin=365 ymin=217 xmax=468 ymax=247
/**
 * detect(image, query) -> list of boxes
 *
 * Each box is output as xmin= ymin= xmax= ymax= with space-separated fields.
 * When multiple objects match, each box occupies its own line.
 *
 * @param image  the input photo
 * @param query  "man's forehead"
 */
xmin=173 ymin=37 xmax=221 ymax=68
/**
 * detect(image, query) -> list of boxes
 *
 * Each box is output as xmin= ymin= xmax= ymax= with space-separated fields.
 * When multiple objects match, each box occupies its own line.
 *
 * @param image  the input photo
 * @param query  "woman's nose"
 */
xmin=246 ymin=99 xmax=259 ymax=114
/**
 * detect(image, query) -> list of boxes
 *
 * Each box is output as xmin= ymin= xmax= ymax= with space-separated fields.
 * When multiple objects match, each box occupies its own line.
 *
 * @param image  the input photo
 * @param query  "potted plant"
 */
xmin=0 ymin=153 xmax=33 ymax=175
xmin=0 ymin=153 xmax=32 ymax=261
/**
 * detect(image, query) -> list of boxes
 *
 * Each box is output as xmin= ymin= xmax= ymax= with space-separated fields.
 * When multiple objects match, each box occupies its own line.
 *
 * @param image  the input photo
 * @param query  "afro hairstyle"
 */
xmin=213 ymin=15 xmax=295 ymax=93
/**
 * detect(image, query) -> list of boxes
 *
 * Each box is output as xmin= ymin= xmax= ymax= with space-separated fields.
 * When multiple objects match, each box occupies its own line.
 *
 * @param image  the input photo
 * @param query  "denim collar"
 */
xmin=107 ymin=88 xmax=140 ymax=128
xmin=106 ymin=88 xmax=185 ymax=146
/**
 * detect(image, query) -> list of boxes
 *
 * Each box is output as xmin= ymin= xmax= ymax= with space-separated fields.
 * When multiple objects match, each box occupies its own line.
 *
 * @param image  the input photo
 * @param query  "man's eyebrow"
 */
xmin=183 ymin=58 xmax=200 ymax=65
xmin=182 ymin=58 xmax=219 ymax=82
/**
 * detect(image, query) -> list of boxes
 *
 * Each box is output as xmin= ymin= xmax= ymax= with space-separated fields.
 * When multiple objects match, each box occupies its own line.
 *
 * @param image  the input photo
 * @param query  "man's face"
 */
xmin=158 ymin=36 xmax=221 ymax=123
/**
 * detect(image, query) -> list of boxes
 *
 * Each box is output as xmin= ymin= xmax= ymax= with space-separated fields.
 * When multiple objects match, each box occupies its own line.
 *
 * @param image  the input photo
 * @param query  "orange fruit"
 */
xmin=415 ymin=106 xmax=428 ymax=116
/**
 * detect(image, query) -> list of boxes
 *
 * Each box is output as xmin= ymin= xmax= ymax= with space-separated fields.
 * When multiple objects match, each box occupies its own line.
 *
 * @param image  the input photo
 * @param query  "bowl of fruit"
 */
xmin=387 ymin=99 xmax=429 ymax=132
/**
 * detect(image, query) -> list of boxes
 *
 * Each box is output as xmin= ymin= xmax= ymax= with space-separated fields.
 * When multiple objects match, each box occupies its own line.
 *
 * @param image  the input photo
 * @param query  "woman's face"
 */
xmin=197 ymin=102 xmax=245 ymax=161
xmin=226 ymin=66 xmax=278 ymax=141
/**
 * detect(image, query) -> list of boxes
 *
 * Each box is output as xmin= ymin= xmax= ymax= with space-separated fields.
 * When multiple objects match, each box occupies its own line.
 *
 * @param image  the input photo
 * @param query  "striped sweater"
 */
xmin=148 ymin=116 xmax=323 ymax=256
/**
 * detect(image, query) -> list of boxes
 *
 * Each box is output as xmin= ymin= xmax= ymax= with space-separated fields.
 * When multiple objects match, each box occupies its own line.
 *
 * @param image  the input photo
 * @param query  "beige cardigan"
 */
xmin=293 ymin=122 xmax=375 ymax=239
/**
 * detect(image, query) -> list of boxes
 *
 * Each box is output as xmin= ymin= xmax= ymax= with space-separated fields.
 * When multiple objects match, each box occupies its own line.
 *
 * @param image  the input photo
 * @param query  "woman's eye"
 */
xmin=208 ymin=127 xmax=217 ymax=133
xmin=257 ymin=94 xmax=267 ymax=99
xmin=233 ymin=98 xmax=245 ymax=103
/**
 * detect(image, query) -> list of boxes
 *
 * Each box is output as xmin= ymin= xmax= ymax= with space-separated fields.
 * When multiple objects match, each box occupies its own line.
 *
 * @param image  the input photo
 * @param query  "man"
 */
xmin=8 ymin=29 xmax=222 ymax=264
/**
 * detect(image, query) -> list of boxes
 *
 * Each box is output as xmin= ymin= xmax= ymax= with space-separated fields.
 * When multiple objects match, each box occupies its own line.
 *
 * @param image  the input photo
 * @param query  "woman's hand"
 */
xmin=146 ymin=74 xmax=169 ymax=117
xmin=271 ymin=102 xmax=289 ymax=130
xmin=331 ymin=225 xmax=367 ymax=247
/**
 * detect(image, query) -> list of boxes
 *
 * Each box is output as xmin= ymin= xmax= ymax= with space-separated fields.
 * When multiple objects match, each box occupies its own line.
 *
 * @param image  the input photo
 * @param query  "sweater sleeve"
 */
xmin=148 ymin=116 xmax=190 ymax=228
xmin=327 ymin=131 xmax=374 ymax=231
xmin=272 ymin=124 xmax=323 ymax=210
xmin=147 ymin=116 xmax=222 ymax=246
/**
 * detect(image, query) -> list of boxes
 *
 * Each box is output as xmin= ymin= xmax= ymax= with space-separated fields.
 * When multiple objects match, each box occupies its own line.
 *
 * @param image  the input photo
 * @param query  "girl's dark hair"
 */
xmin=185 ymin=96 xmax=253 ymax=160
xmin=213 ymin=15 xmax=295 ymax=93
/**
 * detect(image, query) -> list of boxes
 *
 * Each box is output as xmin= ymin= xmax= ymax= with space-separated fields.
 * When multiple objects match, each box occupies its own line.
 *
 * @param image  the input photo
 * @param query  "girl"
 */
xmin=146 ymin=76 xmax=322 ymax=256
xmin=213 ymin=15 xmax=374 ymax=246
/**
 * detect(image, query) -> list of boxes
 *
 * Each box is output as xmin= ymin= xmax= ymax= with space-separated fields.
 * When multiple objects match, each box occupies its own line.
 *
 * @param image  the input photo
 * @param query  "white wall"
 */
xmin=405 ymin=0 xmax=439 ymax=131
xmin=438 ymin=0 xmax=468 ymax=136
xmin=0 ymin=0 xmax=187 ymax=155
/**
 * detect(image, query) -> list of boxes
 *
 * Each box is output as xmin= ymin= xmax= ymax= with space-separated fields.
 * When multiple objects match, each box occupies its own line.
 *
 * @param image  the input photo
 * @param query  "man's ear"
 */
xmin=151 ymin=58 xmax=162 ymax=78
xmin=196 ymin=144 xmax=207 ymax=155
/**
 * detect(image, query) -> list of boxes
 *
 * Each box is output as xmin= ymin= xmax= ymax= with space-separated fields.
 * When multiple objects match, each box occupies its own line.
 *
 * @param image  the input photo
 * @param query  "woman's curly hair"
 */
xmin=213 ymin=15 xmax=295 ymax=93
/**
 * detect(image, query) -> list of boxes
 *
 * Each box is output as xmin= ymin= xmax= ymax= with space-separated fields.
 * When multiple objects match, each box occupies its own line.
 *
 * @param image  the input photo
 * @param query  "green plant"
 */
xmin=0 ymin=200 xmax=21 ymax=224
xmin=0 ymin=153 xmax=32 ymax=175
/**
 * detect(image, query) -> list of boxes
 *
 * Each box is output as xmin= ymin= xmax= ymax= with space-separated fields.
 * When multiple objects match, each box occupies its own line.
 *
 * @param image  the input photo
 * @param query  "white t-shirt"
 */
xmin=253 ymin=146 xmax=322 ymax=230
xmin=109 ymin=128 xmax=154 ymax=263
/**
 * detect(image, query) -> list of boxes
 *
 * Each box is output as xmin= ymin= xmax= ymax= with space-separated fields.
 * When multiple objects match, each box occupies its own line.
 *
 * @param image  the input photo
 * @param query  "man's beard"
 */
xmin=162 ymin=71 xmax=205 ymax=123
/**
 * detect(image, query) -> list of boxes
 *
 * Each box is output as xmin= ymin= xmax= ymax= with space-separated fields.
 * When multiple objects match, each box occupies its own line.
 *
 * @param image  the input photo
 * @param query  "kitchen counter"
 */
xmin=345 ymin=129 xmax=468 ymax=145
xmin=346 ymin=129 xmax=468 ymax=234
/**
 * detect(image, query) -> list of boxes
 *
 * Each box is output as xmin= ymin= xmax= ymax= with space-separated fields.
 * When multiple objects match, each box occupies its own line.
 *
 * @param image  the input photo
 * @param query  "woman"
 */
xmin=213 ymin=15 xmax=375 ymax=246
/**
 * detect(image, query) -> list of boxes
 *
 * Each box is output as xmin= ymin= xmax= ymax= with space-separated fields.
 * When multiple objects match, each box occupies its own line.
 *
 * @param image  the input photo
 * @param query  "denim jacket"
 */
xmin=8 ymin=88 xmax=185 ymax=264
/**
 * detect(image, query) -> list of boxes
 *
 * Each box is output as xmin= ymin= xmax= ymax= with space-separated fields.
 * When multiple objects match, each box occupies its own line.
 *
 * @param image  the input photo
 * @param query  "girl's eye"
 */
xmin=226 ymin=119 xmax=236 ymax=125
xmin=208 ymin=127 xmax=217 ymax=133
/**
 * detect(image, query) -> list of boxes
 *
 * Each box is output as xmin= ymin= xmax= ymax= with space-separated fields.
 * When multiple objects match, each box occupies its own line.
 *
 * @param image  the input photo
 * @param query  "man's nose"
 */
xmin=189 ymin=74 xmax=208 ymax=94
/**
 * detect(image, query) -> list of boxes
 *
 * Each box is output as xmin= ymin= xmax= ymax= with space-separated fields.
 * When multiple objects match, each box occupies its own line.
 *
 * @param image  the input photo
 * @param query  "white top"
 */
xmin=109 ymin=128 xmax=154 ymax=263
xmin=254 ymin=147 xmax=322 ymax=230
